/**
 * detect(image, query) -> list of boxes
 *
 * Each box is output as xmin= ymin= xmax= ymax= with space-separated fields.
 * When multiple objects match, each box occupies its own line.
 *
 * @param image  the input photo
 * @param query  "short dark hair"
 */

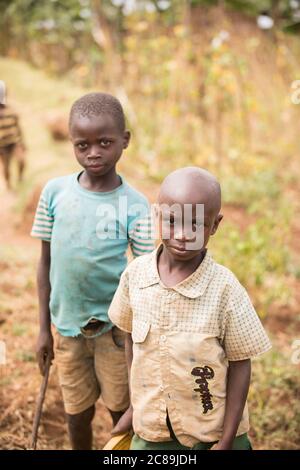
xmin=69 ymin=92 xmax=125 ymax=131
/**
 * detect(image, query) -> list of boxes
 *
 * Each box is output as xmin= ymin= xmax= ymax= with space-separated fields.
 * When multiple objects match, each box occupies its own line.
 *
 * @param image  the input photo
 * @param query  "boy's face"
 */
xmin=158 ymin=197 xmax=222 ymax=262
xmin=69 ymin=114 xmax=130 ymax=177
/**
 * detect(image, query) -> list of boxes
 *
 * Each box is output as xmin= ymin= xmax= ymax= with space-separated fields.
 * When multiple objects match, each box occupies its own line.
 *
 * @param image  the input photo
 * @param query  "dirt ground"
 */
xmin=0 ymin=173 xmax=299 ymax=450
xmin=0 ymin=185 xmax=114 ymax=450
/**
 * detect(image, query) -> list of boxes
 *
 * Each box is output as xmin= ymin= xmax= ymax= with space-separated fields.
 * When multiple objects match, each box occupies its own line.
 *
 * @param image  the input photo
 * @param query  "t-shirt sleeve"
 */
xmin=223 ymin=284 xmax=272 ymax=361
xmin=128 ymin=213 xmax=156 ymax=258
xmin=30 ymin=184 xmax=54 ymax=242
xmin=108 ymin=267 xmax=133 ymax=333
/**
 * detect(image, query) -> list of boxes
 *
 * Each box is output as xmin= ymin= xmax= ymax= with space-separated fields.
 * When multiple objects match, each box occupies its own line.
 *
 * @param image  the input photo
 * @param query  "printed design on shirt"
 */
xmin=191 ymin=365 xmax=214 ymax=414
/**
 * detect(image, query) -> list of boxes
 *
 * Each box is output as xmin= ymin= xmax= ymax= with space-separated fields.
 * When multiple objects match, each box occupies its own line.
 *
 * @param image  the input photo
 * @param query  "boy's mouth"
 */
xmin=169 ymin=244 xmax=188 ymax=253
xmin=88 ymin=162 xmax=105 ymax=169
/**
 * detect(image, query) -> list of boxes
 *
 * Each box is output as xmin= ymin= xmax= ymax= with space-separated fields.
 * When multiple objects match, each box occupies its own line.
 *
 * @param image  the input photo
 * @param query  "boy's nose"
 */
xmin=174 ymin=227 xmax=195 ymax=242
xmin=88 ymin=146 xmax=102 ymax=159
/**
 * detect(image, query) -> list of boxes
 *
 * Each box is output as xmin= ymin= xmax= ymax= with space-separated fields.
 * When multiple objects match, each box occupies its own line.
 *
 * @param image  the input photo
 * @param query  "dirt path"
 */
xmin=0 ymin=184 xmax=112 ymax=449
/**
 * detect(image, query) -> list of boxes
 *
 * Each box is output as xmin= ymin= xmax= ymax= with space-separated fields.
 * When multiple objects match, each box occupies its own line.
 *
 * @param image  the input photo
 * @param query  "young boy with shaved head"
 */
xmin=31 ymin=92 xmax=155 ymax=449
xmin=109 ymin=166 xmax=271 ymax=450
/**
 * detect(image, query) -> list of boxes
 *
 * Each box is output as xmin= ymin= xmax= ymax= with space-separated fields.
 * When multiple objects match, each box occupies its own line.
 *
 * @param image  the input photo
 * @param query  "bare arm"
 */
xmin=212 ymin=359 xmax=251 ymax=450
xmin=36 ymin=240 xmax=54 ymax=375
xmin=111 ymin=333 xmax=133 ymax=435
xmin=125 ymin=333 xmax=133 ymax=392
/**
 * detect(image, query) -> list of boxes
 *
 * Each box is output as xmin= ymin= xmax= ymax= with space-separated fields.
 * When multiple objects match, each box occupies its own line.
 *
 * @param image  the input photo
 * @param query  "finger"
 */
xmin=111 ymin=418 xmax=132 ymax=435
xmin=38 ymin=354 xmax=46 ymax=376
xmin=46 ymin=350 xmax=54 ymax=363
xmin=111 ymin=426 xmax=119 ymax=436
xmin=111 ymin=427 xmax=129 ymax=436
xmin=37 ymin=350 xmax=47 ymax=376
xmin=111 ymin=422 xmax=125 ymax=436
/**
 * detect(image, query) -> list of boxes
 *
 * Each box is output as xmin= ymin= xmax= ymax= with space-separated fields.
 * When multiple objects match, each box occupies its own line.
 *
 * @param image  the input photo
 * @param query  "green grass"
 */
xmin=250 ymin=347 xmax=300 ymax=450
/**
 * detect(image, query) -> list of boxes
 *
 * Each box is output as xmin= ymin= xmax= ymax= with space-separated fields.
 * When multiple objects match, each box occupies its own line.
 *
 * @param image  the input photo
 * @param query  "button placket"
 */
xmin=159 ymin=288 xmax=172 ymax=329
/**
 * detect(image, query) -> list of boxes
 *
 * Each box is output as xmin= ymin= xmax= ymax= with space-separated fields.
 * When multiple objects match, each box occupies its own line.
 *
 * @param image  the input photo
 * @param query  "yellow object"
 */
xmin=102 ymin=431 xmax=133 ymax=450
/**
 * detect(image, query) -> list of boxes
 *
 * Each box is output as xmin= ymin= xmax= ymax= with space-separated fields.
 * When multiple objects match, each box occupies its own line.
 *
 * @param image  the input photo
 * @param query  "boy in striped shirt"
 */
xmin=31 ymin=92 xmax=154 ymax=449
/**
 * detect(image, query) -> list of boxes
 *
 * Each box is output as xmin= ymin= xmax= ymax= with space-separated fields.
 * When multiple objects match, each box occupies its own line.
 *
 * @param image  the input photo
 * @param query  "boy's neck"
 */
xmin=157 ymin=245 xmax=206 ymax=287
xmin=79 ymin=167 xmax=121 ymax=192
xmin=160 ymin=247 xmax=206 ymax=271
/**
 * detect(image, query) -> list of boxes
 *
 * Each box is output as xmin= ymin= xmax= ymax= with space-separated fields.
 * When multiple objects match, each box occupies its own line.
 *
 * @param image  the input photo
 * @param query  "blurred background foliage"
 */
xmin=1 ymin=0 xmax=299 ymax=309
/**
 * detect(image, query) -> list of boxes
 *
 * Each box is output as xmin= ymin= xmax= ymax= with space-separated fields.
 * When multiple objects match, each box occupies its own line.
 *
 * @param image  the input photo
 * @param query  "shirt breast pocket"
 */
xmin=132 ymin=319 xmax=151 ymax=343
xmin=131 ymin=320 xmax=158 ymax=364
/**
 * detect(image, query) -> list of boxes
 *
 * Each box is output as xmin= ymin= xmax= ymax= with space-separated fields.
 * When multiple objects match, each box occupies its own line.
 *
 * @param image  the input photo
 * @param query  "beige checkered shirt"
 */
xmin=108 ymin=245 xmax=272 ymax=446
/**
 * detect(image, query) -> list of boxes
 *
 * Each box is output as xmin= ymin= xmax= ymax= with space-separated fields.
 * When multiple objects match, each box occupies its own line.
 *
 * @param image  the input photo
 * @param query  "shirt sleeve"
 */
xmin=223 ymin=285 xmax=272 ymax=361
xmin=30 ymin=185 xmax=54 ymax=242
xmin=108 ymin=267 xmax=133 ymax=333
xmin=128 ymin=214 xmax=156 ymax=258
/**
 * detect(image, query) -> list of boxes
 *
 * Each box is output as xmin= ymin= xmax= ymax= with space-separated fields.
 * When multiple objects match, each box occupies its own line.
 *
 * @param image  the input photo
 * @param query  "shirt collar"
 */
xmin=139 ymin=244 xmax=215 ymax=299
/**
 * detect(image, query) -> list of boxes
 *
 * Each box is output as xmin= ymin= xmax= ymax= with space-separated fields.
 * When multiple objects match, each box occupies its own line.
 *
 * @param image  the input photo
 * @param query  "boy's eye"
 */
xmin=162 ymin=214 xmax=175 ymax=225
xmin=100 ymin=139 xmax=111 ymax=147
xmin=76 ymin=142 xmax=88 ymax=150
xmin=193 ymin=220 xmax=204 ymax=228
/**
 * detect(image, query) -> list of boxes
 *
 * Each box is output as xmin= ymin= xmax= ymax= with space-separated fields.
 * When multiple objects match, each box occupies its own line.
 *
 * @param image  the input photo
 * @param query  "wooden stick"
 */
xmin=29 ymin=356 xmax=52 ymax=450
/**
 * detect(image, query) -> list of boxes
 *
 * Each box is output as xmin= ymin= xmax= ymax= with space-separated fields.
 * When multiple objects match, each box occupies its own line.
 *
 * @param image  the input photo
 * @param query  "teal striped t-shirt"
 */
xmin=31 ymin=172 xmax=155 ymax=337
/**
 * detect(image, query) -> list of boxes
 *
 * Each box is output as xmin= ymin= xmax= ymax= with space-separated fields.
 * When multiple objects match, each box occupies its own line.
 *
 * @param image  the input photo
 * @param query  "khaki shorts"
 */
xmin=54 ymin=327 xmax=130 ymax=415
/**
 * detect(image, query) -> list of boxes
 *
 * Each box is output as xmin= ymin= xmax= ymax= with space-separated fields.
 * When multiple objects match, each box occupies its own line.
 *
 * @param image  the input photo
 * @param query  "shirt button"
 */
xmin=160 ymin=335 xmax=166 ymax=342
xmin=160 ymin=385 xmax=164 ymax=391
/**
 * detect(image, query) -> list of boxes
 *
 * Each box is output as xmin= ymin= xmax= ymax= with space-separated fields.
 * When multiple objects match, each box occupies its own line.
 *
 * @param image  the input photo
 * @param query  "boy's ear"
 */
xmin=123 ymin=130 xmax=131 ymax=149
xmin=211 ymin=213 xmax=223 ymax=235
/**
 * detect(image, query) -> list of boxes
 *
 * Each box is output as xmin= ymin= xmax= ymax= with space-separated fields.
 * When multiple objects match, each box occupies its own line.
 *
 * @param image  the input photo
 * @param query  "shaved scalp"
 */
xmin=69 ymin=92 xmax=125 ymax=131
xmin=158 ymin=167 xmax=221 ymax=215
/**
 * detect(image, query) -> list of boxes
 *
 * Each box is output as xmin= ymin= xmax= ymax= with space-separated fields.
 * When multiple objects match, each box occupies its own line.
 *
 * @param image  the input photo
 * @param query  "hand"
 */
xmin=111 ymin=405 xmax=133 ymax=436
xmin=210 ymin=440 xmax=233 ymax=450
xmin=36 ymin=330 xmax=54 ymax=376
